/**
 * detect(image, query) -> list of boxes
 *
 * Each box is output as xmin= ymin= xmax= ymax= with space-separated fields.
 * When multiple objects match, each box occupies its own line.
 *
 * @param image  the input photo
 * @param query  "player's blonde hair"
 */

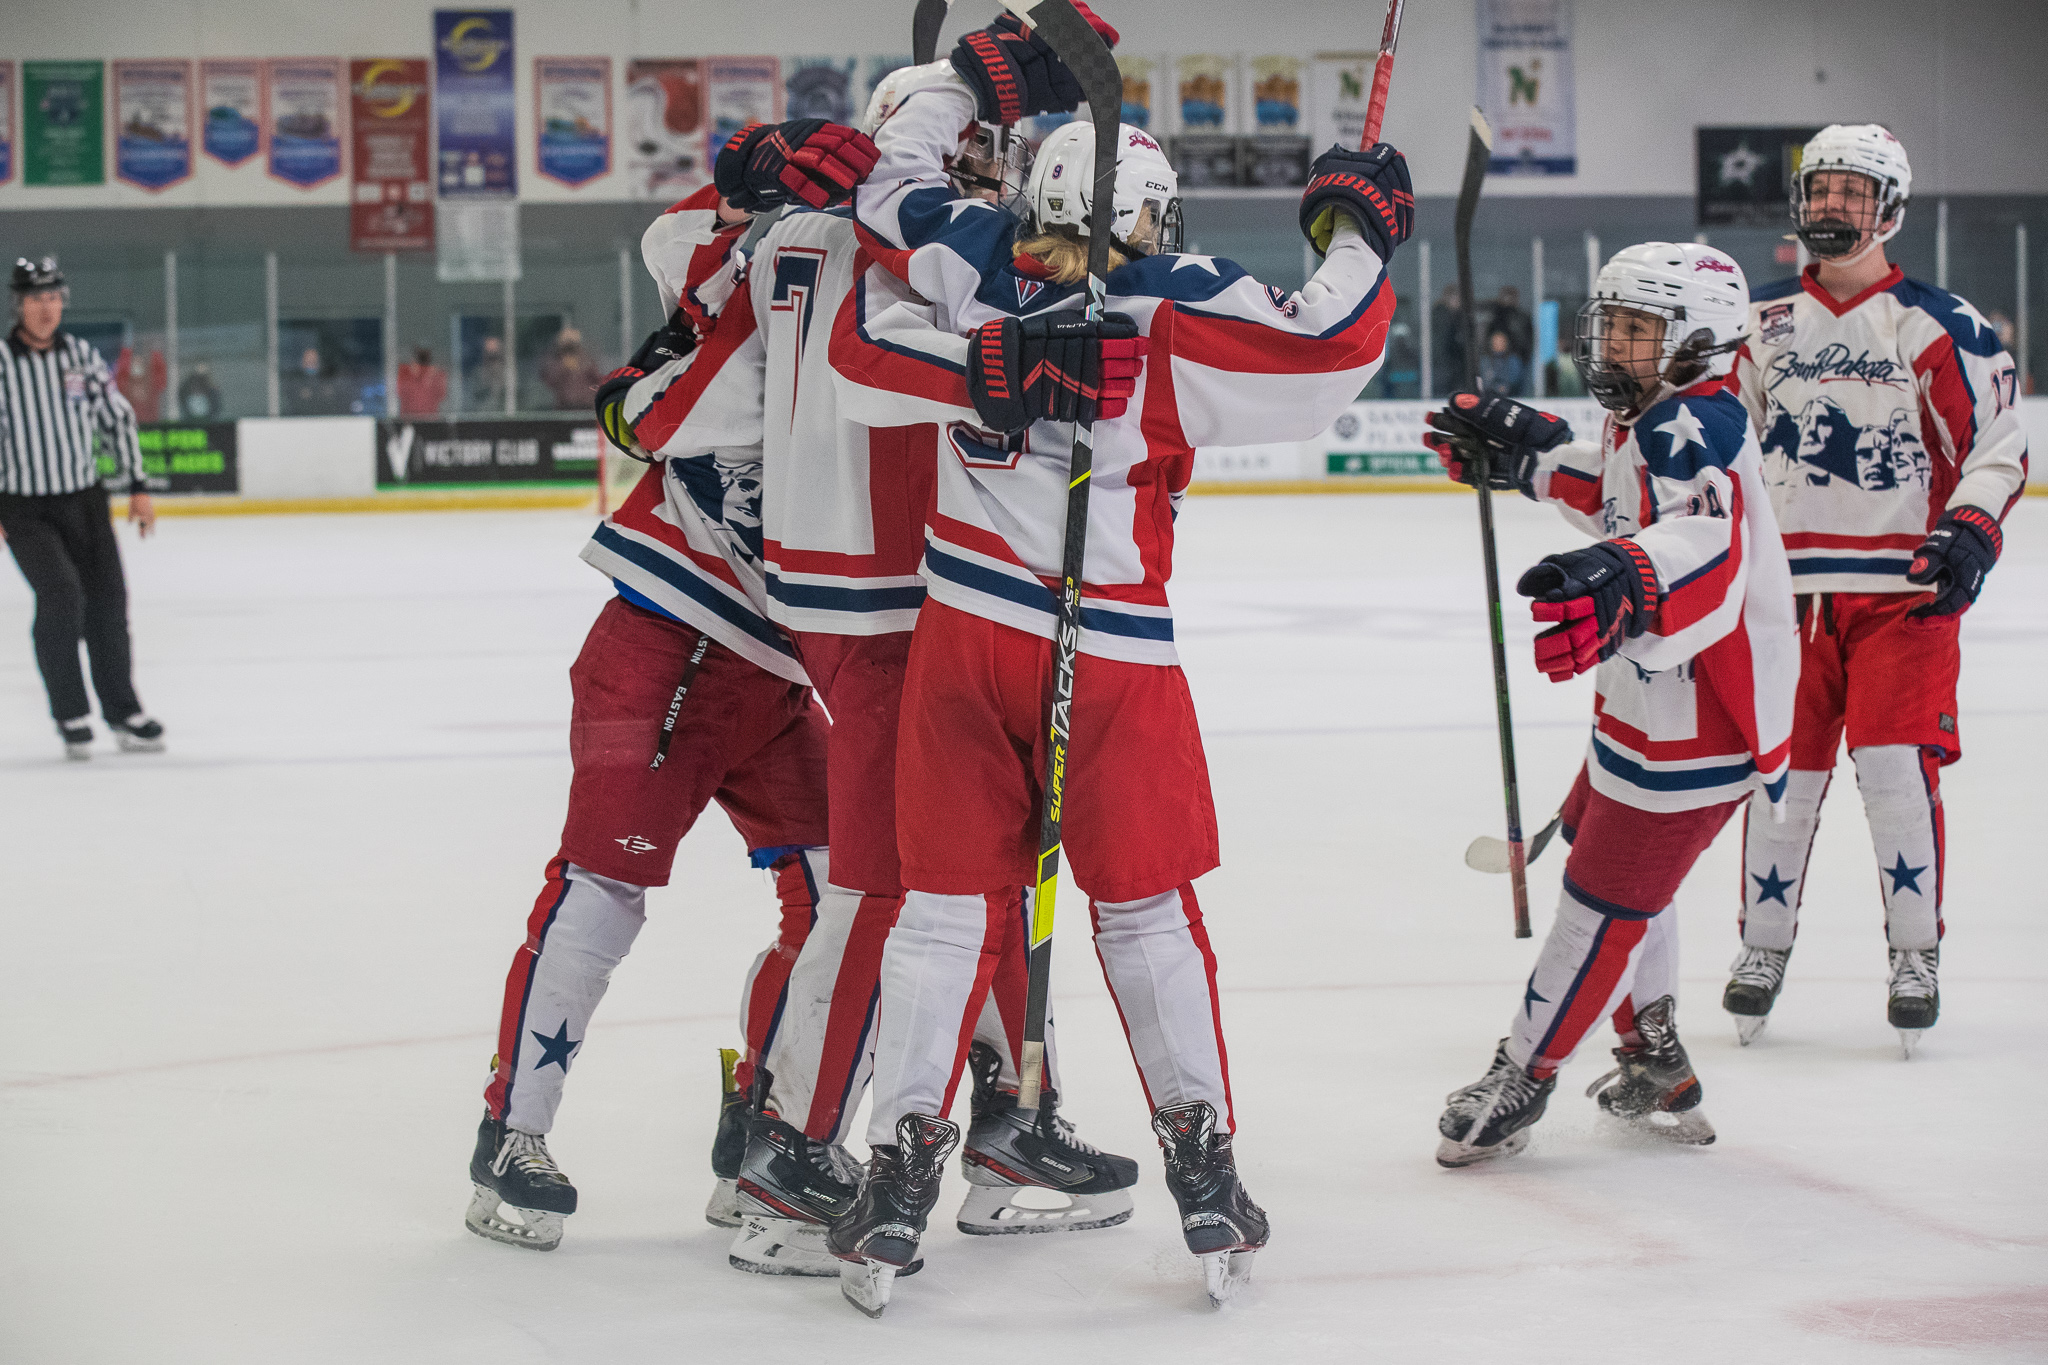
xmin=1014 ymin=226 xmax=1130 ymax=286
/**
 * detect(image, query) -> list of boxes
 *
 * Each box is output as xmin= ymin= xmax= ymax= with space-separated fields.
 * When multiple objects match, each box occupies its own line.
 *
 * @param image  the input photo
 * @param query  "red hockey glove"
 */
xmin=1517 ymin=541 xmax=1661 ymax=682
xmin=967 ymin=311 xmax=1147 ymax=434
xmin=1300 ymin=142 xmax=1413 ymax=261
xmin=950 ymin=4 xmax=1120 ymax=125
xmin=714 ymin=119 xmax=880 ymax=213
xmin=1905 ymin=505 xmax=2002 ymax=619
xmin=1425 ymin=390 xmax=1571 ymax=500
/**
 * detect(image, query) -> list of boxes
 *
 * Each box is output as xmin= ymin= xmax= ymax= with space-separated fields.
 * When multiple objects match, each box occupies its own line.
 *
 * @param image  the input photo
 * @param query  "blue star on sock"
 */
xmin=1884 ymin=852 xmax=1928 ymax=896
xmin=1523 ymin=979 xmax=1549 ymax=1018
xmin=530 ymin=1019 xmax=582 ymax=1072
xmin=1750 ymin=864 xmax=1795 ymax=906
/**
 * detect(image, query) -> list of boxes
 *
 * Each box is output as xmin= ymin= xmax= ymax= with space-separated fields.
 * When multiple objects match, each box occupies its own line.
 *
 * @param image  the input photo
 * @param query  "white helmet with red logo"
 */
xmin=1576 ymin=242 xmax=1750 ymax=411
xmin=1793 ymin=123 xmax=1911 ymax=258
xmin=860 ymin=62 xmax=1031 ymax=209
xmin=1025 ymin=120 xmax=1182 ymax=256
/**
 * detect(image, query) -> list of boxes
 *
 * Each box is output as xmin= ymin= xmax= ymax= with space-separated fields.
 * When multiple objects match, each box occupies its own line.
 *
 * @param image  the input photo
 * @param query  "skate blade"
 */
xmin=115 ymin=733 xmax=165 ymax=754
xmin=1202 ymin=1249 xmax=1257 ymax=1307
xmin=727 ymin=1215 xmax=841 ymax=1276
xmin=704 ymin=1177 xmax=741 ymax=1228
xmin=464 ymin=1183 xmax=565 ymax=1251
xmin=1898 ymin=1028 xmax=1925 ymax=1060
xmin=956 ymin=1183 xmax=1134 ymax=1235
xmin=1733 ymin=1014 xmax=1770 ymax=1046
xmin=1608 ymin=1109 xmax=1717 ymax=1146
xmin=840 ymin=1260 xmax=899 ymax=1318
xmin=1435 ymin=1127 xmax=1529 ymax=1169
xmin=64 ymin=744 xmax=91 ymax=762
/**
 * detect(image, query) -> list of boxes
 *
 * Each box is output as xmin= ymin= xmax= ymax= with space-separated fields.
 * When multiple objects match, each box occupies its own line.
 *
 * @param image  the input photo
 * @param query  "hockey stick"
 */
xmin=912 ymin=0 xmax=952 ymax=64
xmin=997 ymin=0 xmax=1122 ymax=1114
xmin=1453 ymin=107 xmax=1532 ymax=939
xmin=1359 ymin=0 xmax=1406 ymax=147
xmin=1465 ymin=810 xmax=1562 ymax=875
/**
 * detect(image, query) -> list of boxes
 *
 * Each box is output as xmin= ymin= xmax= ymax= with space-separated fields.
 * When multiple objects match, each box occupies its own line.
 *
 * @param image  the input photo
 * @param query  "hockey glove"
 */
xmin=1425 ymin=390 xmax=1572 ymax=501
xmin=594 ymin=315 xmax=696 ymax=461
xmin=967 ymin=311 xmax=1147 ymax=434
xmin=950 ymin=4 xmax=1120 ymax=125
xmin=1905 ymin=505 xmax=2002 ymax=618
xmin=1516 ymin=541 xmax=1661 ymax=682
xmin=1299 ymin=143 xmax=1413 ymax=261
xmin=714 ymin=119 xmax=880 ymax=213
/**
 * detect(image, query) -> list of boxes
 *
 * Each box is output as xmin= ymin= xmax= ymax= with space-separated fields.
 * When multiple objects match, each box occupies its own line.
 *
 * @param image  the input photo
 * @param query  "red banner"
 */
xmin=350 ymin=58 xmax=433 ymax=252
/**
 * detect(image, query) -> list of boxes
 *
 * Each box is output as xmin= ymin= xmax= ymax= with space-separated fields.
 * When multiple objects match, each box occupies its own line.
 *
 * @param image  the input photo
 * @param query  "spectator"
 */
xmin=469 ymin=334 xmax=507 ymax=413
xmin=284 ymin=346 xmax=344 ymax=416
xmin=397 ymin=345 xmax=449 ymax=416
xmin=1486 ymin=285 xmax=1534 ymax=382
xmin=178 ymin=363 xmax=224 ymax=420
xmin=539 ymin=325 xmax=600 ymax=411
xmin=1478 ymin=329 xmax=1525 ymax=397
xmin=1431 ymin=284 xmax=1466 ymax=395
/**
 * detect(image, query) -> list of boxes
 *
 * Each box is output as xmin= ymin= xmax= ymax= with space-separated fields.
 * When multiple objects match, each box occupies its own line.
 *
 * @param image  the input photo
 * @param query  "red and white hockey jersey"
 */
xmin=1529 ymin=380 xmax=1798 ymax=813
xmin=846 ymin=77 xmax=1393 ymax=665
xmin=1730 ymin=265 xmax=2028 ymax=592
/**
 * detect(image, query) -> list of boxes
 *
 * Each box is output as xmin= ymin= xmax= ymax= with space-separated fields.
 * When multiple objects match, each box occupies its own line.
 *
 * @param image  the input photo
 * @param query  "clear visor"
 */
xmin=1122 ymin=197 xmax=1183 ymax=256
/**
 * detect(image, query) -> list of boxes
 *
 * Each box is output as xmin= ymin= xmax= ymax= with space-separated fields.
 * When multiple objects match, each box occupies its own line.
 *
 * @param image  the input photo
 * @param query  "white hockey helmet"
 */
xmin=1026 ymin=120 xmax=1182 ymax=256
xmin=1575 ymin=242 xmax=1750 ymax=413
xmin=860 ymin=62 xmax=1030 ymax=210
xmin=1792 ymin=123 xmax=1911 ymax=259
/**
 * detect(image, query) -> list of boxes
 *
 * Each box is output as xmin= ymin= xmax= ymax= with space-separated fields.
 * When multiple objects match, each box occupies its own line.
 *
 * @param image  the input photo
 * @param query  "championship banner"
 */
xmin=266 ymin=58 xmax=345 ymax=189
xmin=22 ymin=61 xmax=105 ymax=187
xmin=351 ymin=60 xmax=433 ymax=252
xmin=113 ymin=60 xmax=194 ymax=192
xmin=1697 ymin=125 xmax=1824 ymax=228
xmin=1171 ymin=54 xmax=1238 ymax=187
xmin=199 ymin=59 xmax=263 ymax=167
xmin=1245 ymin=54 xmax=1308 ymax=187
xmin=1309 ymin=52 xmax=1373 ymax=155
xmin=1477 ymin=0 xmax=1576 ymax=175
xmin=434 ymin=9 xmax=517 ymax=197
xmin=704 ymin=57 xmax=781 ymax=168
xmin=0 ymin=63 xmax=15 ymax=183
xmin=625 ymin=59 xmax=703 ymax=199
xmin=1116 ymin=55 xmax=1157 ymax=130
xmin=535 ymin=56 xmax=610 ymax=187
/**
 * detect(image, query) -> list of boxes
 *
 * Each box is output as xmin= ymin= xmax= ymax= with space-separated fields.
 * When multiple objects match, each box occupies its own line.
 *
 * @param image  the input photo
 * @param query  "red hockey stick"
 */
xmin=1360 ymin=0 xmax=1407 ymax=148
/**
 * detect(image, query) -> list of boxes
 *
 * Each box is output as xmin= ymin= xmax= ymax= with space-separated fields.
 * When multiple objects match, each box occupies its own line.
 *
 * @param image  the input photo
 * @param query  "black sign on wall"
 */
xmin=99 ymin=422 xmax=240 ymax=494
xmin=1697 ymin=125 xmax=1825 ymax=228
xmin=376 ymin=417 xmax=604 ymax=487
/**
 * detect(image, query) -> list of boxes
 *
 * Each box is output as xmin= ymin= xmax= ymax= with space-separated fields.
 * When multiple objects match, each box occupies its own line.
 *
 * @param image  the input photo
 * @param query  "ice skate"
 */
xmin=1437 ymin=1040 xmax=1556 ymax=1168
xmin=464 ymin=1115 xmax=576 ymax=1251
xmin=728 ymin=1112 xmax=864 ymax=1276
xmin=829 ymin=1114 xmax=958 ymax=1318
xmin=1723 ymin=944 xmax=1791 ymax=1045
xmin=1586 ymin=996 xmax=1716 ymax=1145
xmin=59 ymin=719 xmax=91 ymax=761
xmin=112 ymin=713 xmax=165 ymax=753
xmin=1888 ymin=947 xmax=1939 ymax=1059
xmin=956 ymin=1042 xmax=1138 ymax=1234
xmin=1151 ymin=1101 xmax=1268 ymax=1308
xmin=705 ymin=1048 xmax=749 ymax=1228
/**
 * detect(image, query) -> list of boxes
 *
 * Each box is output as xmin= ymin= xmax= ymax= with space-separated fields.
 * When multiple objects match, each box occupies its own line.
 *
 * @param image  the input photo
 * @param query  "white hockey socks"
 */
xmin=1851 ymin=745 xmax=1944 ymax=951
xmin=1740 ymin=770 xmax=1831 ymax=951
xmin=864 ymin=890 xmax=1012 ymax=1148
xmin=1089 ymin=884 xmax=1233 ymax=1124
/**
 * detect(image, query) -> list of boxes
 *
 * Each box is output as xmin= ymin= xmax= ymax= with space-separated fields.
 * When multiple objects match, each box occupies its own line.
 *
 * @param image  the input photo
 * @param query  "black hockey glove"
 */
xmin=1424 ymin=390 xmax=1573 ymax=501
xmin=714 ymin=119 xmax=879 ymax=213
xmin=1517 ymin=541 xmax=1661 ymax=682
xmin=949 ymin=4 xmax=1119 ymax=125
xmin=1299 ymin=142 xmax=1413 ymax=261
xmin=1905 ymin=505 xmax=2002 ymax=619
xmin=966 ymin=311 xmax=1148 ymax=434
xmin=594 ymin=313 xmax=696 ymax=460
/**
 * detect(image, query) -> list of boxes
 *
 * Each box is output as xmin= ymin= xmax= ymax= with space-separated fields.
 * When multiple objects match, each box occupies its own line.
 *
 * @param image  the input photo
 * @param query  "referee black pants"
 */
xmin=0 ymin=486 xmax=143 ymax=725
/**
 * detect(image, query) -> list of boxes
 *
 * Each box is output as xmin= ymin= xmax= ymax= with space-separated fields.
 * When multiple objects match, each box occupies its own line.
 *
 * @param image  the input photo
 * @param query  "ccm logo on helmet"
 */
xmin=1693 ymin=257 xmax=1737 ymax=275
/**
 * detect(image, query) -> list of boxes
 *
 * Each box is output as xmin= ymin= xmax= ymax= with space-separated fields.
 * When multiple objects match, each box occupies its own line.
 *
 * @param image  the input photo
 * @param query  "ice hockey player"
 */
xmin=464 ymin=117 xmax=877 ymax=1254
xmin=1424 ymin=242 xmax=1797 ymax=1166
xmin=829 ymin=15 xmax=1405 ymax=1312
xmin=1723 ymin=125 xmax=2029 ymax=1056
xmin=606 ymin=84 xmax=1139 ymax=1276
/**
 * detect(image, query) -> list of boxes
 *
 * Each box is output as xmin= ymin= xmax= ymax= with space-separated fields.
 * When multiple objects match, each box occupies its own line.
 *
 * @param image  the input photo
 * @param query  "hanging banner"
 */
xmin=112 ymin=60 xmax=194 ymax=192
xmin=0 ymin=63 xmax=13 ymax=183
xmin=1477 ymin=0 xmax=1576 ymax=175
xmin=535 ymin=56 xmax=610 ymax=187
xmin=22 ymin=61 xmax=105 ymax=187
xmin=624 ymin=59 xmax=703 ymax=199
xmin=1171 ymin=54 xmax=1238 ymax=187
xmin=704 ymin=57 xmax=781 ymax=167
xmin=1696 ymin=125 xmax=1825 ymax=228
xmin=435 ymin=9 xmax=517 ymax=197
xmin=1244 ymin=54 xmax=1308 ymax=187
xmin=1309 ymin=52 xmax=1373 ymax=156
xmin=199 ymin=59 xmax=264 ymax=167
xmin=351 ymin=59 xmax=434 ymax=252
xmin=1115 ymin=55 xmax=1157 ymax=131
xmin=266 ymin=58 xmax=345 ymax=188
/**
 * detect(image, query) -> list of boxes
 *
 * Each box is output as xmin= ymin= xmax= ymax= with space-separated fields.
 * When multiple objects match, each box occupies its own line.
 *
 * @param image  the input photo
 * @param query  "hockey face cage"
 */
xmin=1575 ymin=300 xmax=1741 ymax=414
xmin=953 ymin=123 xmax=1034 ymax=214
xmin=1793 ymin=168 xmax=1906 ymax=260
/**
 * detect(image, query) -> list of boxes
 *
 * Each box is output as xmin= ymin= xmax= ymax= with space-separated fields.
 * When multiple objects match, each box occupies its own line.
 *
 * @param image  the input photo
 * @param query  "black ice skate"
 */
xmin=1436 ymin=1040 xmax=1556 ymax=1169
xmin=112 ymin=713 xmax=165 ymax=753
xmin=1888 ymin=947 xmax=1939 ymax=1059
xmin=1152 ymin=1100 xmax=1269 ymax=1308
xmin=1585 ymin=996 xmax=1716 ymax=1145
xmin=705 ymin=1047 xmax=749 ymax=1228
xmin=465 ymin=1114 xmax=577 ymax=1251
xmin=957 ymin=1041 xmax=1138 ymax=1234
xmin=829 ymin=1114 xmax=958 ymax=1318
xmin=1723 ymin=944 xmax=1792 ymax=1045
xmin=58 ymin=718 xmax=92 ymax=761
xmin=729 ymin=1111 xmax=869 ymax=1277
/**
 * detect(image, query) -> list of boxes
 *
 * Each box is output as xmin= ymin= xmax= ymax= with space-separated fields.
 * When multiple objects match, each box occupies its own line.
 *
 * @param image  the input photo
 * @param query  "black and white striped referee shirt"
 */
xmin=0 ymin=327 xmax=145 ymax=496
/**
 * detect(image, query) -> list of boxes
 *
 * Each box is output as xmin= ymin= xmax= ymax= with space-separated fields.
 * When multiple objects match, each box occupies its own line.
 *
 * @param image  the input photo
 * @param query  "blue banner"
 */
xmin=200 ymin=60 xmax=262 ymax=167
xmin=534 ymin=56 xmax=608 ymax=187
xmin=114 ymin=60 xmax=193 ymax=191
xmin=267 ymin=58 xmax=344 ymax=189
xmin=435 ymin=9 xmax=517 ymax=197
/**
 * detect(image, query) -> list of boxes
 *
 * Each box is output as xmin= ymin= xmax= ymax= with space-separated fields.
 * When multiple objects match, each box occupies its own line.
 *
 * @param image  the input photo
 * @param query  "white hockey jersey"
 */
xmin=847 ymin=77 xmax=1393 ymax=665
xmin=1528 ymin=380 xmax=1798 ymax=813
xmin=1730 ymin=265 xmax=2028 ymax=593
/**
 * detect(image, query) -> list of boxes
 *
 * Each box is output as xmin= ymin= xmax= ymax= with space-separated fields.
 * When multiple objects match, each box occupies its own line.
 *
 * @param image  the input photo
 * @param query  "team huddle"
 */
xmin=457 ymin=7 xmax=2028 ymax=1318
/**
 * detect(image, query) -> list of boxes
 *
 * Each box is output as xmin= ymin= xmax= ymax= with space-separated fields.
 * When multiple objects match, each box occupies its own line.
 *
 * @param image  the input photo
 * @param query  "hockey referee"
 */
xmin=0 ymin=257 xmax=165 ymax=759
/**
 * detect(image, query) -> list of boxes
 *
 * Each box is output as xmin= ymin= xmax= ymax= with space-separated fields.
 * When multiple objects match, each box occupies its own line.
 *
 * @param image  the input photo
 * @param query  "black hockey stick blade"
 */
xmin=912 ymin=0 xmax=952 ymax=65
xmin=1453 ymin=108 xmax=1493 ymax=389
xmin=1002 ymin=0 xmax=1124 ymax=299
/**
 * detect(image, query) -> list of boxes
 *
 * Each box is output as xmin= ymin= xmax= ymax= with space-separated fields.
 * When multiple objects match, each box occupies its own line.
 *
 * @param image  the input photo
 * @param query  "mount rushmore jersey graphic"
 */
xmin=1761 ymin=394 xmax=1930 ymax=493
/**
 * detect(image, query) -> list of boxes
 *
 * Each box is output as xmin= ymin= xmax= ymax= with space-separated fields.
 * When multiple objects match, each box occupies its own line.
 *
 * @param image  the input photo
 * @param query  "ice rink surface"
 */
xmin=3 ymin=493 xmax=2044 ymax=1364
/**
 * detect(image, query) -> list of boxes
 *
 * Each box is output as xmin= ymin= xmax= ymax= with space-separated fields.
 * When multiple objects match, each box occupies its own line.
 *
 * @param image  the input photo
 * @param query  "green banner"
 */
xmin=1327 ymin=450 xmax=1437 ymax=477
xmin=23 ymin=61 xmax=104 ymax=186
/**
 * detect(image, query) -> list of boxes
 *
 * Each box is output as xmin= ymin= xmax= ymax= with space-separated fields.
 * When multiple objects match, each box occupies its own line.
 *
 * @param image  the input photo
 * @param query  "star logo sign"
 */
xmin=1523 ymin=979 xmax=1549 ymax=1018
xmin=1654 ymin=403 xmax=1709 ymax=457
xmin=530 ymin=1019 xmax=582 ymax=1072
xmin=1751 ymin=864 xmax=1795 ymax=906
xmin=1884 ymin=852 xmax=1928 ymax=896
xmin=1718 ymin=141 xmax=1764 ymax=188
